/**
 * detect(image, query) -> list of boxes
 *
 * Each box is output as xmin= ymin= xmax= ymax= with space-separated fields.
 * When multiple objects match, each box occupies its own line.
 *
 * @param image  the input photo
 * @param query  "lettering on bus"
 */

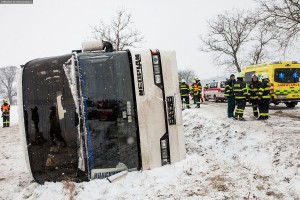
xmin=135 ymin=54 xmax=145 ymax=96
xmin=277 ymin=83 xmax=300 ymax=87
xmin=93 ymin=170 xmax=123 ymax=179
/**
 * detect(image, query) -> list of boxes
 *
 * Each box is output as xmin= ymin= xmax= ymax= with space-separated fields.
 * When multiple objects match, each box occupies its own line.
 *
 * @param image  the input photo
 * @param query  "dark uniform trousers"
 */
xmin=233 ymin=79 xmax=247 ymax=120
xmin=258 ymin=81 xmax=270 ymax=119
xmin=235 ymin=99 xmax=246 ymax=119
xmin=3 ymin=115 xmax=10 ymax=127
xmin=252 ymin=100 xmax=259 ymax=117
xmin=180 ymin=83 xmax=190 ymax=109
xmin=259 ymin=99 xmax=270 ymax=119
xmin=181 ymin=95 xmax=190 ymax=108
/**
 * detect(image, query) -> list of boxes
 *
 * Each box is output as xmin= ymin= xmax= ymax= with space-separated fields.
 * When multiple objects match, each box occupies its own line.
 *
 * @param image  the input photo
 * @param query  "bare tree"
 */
xmin=91 ymin=9 xmax=145 ymax=50
xmin=178 ymin=69 xmax=196 ymax=84
xmin=200 ymin=9 xmax=258 ymax=72
xmin=0 ymin=66 xmax=19 ymax=104
xmin=246 ymin=21 xmax=280 ymax=65
xmin=257 ymin=0 xmax=300 ymax=50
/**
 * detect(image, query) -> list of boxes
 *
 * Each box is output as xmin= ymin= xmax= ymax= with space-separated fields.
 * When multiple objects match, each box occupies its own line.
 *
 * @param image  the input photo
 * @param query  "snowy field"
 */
xmin=0 ymin=103 xmax=300 ymax=200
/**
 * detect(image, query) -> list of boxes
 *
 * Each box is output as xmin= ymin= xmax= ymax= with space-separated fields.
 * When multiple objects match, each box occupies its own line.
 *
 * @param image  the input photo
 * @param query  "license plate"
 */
xmin=277 ymin=95 xmax=287 ymax=99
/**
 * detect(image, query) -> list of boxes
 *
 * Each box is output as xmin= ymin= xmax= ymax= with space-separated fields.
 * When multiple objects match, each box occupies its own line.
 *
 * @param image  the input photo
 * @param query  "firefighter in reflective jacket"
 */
xmin=224 ymin=74 xmax=236 ymax=118
xmin=258 ymin=73 xmax=271 ymax=120
xmin=1 ymin=99 xmax=10 ymax=128
xmin=249 ymin=74 xmax=262 ymax=117
xmin=180 ymin=79 xmax=191 ymax=109
xmin=233 ymin=73 xmax=247 ymax=120
xmin=190 ymin=77 xmax=202 ymax=108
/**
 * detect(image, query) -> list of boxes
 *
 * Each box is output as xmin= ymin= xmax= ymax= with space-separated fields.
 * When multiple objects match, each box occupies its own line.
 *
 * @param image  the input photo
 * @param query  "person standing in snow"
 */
xmin=1 ymin=99 xmax=10 ymax=128
xmin=257 ymin=73 xmax=271 ymax=120
xmin=190 ymin=77 xmax=202 ymax=108
xmin=224 ymin=74 xmax=236 ymax=118
xmin=180 ymin=79 xmax=191 ymax=109
xmin=233 ymin=73 xmax=247 ymax=120
xmin=249 ymin=74 xmax=262 ymax=117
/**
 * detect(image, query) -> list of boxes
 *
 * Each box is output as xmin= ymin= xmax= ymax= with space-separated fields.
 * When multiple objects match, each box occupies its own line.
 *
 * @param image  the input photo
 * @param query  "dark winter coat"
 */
xmin=233 ymin=79 xmax=247 ymax=99
xmin=225 ymin=79 xmax=236 ymax=97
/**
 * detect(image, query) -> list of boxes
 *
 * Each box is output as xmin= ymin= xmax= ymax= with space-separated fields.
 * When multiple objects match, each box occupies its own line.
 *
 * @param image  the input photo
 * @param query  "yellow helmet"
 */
xmin=3 ymin=99 xmax=8 ymax=103
xmin=194 ymin=77 xmax=200 ymax=82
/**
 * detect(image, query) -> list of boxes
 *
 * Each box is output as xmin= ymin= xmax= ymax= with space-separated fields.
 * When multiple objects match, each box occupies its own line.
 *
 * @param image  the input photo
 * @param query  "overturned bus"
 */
xmin=18 ymin=41 xmax=186 ymax=183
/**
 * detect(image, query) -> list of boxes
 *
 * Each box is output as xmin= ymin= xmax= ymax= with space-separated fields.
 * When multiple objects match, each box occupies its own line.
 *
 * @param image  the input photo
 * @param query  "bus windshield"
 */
xmin=274 ymin=68 xmax=300 ymax=83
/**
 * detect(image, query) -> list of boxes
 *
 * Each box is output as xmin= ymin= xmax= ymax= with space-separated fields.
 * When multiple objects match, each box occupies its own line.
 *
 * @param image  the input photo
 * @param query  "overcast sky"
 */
xmin=1 ymin=0 xmax=260 ymax=79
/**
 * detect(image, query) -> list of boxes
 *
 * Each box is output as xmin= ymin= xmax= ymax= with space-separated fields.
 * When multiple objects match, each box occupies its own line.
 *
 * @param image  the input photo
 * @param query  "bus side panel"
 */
xmin=18 ymin=68 xmax=34 ymax=180
xmin=130 ymin=49 xmax=166 ymax=170
xmin=159 ymin=50 xmax=186 ymax=163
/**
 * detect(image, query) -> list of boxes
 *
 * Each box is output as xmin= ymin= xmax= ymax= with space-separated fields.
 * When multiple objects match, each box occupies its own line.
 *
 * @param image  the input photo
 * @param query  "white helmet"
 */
xmin=181 ymin=79 xmax=186 ymax=83
xmin=251 ymin=73 xmax=258 ymax=78
xmin=261 ymin=73 xmax=269 ymax=80
xmin=236 ymin=72 xmax=245 ymax=79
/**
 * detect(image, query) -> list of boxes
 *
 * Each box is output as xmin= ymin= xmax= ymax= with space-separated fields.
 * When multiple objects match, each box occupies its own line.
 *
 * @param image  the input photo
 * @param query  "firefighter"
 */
xmin=190 ymin=77 xmax=202 ymax=108
xmin=1 ymin=99 xmax=10 ymax=128
xmin=249 ymin=74 xmax=262 ymax=117
xmin=233 ymin=73 xmax=247 ymax=120
xmin=180 ymin=79 xmax=190 ymax=109
xmin=224 ymin=74 xmax=236 ymax=118
xmin=258 ymin=73 xmax=271 ymax=120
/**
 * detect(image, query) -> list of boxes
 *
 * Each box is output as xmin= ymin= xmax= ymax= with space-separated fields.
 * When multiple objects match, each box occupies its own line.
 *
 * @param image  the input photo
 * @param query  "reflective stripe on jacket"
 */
xmin=233 ymin=80 xmax=247 ymax=99
xmin=1 ymin=103 xmax=10 ymax=116
xmin=258 ymin=81 xmax=271 ymax=99
xmin=180 ymin=83 xmax=190 ymax=96
xmin=191 ymin=82 xmax=202 ymax=95
xmin=225 ymin=79 xmax=235 ymax=97
xmin=250 ymin=81 xmax=262 ymax=100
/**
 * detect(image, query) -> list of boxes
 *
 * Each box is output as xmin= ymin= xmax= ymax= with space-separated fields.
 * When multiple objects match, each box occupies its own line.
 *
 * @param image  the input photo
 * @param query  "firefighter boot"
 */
xmin=233 ymin=113 xmax=238 ymax=120
xmin=257 ymin=115 xmax=264 ymax=120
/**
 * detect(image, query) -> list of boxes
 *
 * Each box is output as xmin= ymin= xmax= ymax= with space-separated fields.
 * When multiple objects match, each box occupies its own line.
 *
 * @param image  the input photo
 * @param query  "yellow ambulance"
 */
xmin=242 ymin=61 xmax=300 ymax=108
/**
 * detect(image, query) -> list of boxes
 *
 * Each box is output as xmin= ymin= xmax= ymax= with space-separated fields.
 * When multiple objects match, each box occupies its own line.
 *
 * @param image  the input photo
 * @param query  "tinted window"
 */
xmin=274 ymin=68 xmax=300 ymax=83
xmin=22 ymin=54 xmax=79 ymax=183
xmin=210 ymin=82 xmax=217 ymax=88
xmin=220 ymin=81 xmax=226 ymax=88
xmin=79 ymin=52 xmax=140 ymax=171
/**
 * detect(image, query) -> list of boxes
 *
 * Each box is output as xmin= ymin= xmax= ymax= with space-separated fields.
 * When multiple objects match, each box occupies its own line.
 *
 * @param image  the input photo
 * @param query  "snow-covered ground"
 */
xmin=0 ymin=103 xmax=300 ymax=200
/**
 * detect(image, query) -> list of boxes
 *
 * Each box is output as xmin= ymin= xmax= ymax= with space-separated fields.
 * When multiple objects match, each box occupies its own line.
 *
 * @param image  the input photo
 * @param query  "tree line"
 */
xmin=200 ymin=0 xmax=300 ymax=73
xmin=2 ymin=1 xmax=300 ymax=101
